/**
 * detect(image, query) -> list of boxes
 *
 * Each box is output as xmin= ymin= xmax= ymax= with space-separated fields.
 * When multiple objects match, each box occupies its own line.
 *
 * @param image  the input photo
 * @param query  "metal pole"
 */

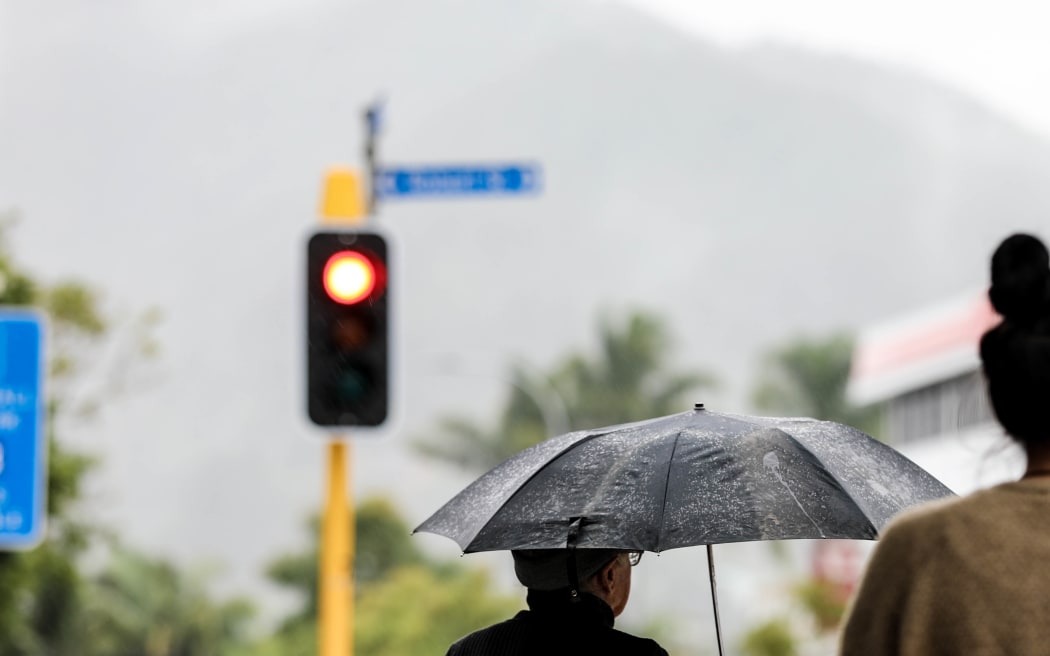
xmin=364 ymin=99 xmax=382 ymax=217
xmin=707 ymin=544 xmax=725 ymax=656
xmin=317 ymin=167 xmax=367 ymax=656
xmin=320 ymin=440 xmax=353 ymax=656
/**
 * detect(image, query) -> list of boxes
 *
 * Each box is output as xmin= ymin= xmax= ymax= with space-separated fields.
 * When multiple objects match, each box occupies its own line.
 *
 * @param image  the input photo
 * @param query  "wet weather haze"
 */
xmin=2 ymin=0 xmax=1048 ymax=652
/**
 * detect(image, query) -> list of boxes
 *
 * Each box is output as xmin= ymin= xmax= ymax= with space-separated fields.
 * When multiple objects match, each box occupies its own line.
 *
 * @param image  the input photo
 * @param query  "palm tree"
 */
xmin=750 ymin=331 xmax=880 ymax=436
xmin=82 ymin=548 xmax=254 ymax=656
xmin=414 ymin=310 xmax=718 ymax=473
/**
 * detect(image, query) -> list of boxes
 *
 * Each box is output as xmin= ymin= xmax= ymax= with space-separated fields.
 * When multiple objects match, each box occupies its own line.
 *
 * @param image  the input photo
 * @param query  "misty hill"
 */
xmin=4 ymin=0 xmax=1049 ymax=644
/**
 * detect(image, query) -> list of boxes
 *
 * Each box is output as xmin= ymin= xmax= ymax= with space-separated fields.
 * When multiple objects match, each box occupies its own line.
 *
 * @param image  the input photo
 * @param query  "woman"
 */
xmin=840 ymin=233 xmax=1050 ymax=655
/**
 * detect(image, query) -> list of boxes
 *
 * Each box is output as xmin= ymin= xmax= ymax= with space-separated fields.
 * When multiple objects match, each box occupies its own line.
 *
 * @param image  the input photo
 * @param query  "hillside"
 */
xmin=3 ymin=0 xmax=1049 ymax=645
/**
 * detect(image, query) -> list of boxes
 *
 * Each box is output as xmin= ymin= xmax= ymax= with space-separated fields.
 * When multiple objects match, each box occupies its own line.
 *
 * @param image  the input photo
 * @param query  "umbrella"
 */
xmin=414 ymin=404 xmax=956 ymax=654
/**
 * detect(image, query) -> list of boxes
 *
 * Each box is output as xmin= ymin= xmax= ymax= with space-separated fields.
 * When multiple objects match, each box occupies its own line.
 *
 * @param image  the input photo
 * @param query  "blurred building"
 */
xmin=626 ymin=291 xmax=1022 ymax=655
xmin=777 ymin=289 xmax=1026 ymax=654
xmin=849 ymin=289 xmax=996 ymax=444
xmin=707 ymin=292 xmax=1018 ymax=655
xmin=847 ymin=287 xmax=1023 ymax=495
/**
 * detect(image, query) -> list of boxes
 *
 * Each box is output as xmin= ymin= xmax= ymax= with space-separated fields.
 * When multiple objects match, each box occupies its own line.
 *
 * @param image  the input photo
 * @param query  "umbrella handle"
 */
xmin=566 ymin=517 xmax=583 ymax=599
xmin=707 ymin=544 xmax=725 ymax=656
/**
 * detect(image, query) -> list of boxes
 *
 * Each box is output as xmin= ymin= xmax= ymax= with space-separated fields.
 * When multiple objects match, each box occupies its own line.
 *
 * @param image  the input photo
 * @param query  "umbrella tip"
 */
xmin=694 ymin=402 xmax=705 ymax=411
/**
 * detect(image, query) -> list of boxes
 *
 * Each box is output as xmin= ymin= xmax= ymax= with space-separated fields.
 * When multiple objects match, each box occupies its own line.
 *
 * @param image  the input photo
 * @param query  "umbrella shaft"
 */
xmin=707 ymin=544 xmax=725 ymax=656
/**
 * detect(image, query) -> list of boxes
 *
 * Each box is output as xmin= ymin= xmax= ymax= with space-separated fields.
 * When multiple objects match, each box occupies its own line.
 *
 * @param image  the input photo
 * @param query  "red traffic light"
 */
xmin=323 ymin=250 xmax=378 ymax=304
xmin=307 ymin=231 xmax=390 ymax=427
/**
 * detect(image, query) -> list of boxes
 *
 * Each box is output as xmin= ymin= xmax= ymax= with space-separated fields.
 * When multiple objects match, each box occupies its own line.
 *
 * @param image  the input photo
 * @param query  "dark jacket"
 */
xmin=446 ymin=590 xmax=669 ymax=656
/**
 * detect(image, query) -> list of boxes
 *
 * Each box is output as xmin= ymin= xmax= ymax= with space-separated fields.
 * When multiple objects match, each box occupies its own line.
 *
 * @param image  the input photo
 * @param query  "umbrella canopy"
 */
xmin=414 ymin=404 xmax=955 ymax=553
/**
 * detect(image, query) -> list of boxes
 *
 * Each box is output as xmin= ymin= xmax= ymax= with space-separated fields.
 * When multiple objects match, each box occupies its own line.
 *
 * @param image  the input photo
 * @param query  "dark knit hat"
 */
xmin=511 ymin=549 xmax=621 ymax=591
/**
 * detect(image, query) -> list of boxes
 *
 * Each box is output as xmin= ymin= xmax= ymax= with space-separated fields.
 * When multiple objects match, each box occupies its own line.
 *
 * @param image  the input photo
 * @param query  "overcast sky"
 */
xmin=624 ymin=0 xmax=1050 ymax=141
xmin=3 ymin=0 xmax=1045 ymax=640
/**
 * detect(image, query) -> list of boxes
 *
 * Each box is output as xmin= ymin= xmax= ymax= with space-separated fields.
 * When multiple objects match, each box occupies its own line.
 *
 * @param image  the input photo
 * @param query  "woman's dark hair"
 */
xmin=980 ymin=233 xmax=1050 ymax=445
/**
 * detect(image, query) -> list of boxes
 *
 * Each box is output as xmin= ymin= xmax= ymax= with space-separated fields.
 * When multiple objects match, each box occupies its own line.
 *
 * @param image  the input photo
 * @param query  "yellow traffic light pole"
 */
xmin=317 ymin=168 xmax=367 ymax=656
xmin=320 ymin=440 xmax=352 ymax=656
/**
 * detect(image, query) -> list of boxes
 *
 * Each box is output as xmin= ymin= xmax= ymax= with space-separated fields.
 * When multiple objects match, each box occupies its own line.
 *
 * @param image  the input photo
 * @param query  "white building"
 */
xmin=847 ymin=288 xmax=1024 ymax=494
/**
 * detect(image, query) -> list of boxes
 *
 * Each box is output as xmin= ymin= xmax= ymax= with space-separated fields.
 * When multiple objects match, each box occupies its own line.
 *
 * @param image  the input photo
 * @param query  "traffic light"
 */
xmin=306 ymin=231 xmax=390 ymax=427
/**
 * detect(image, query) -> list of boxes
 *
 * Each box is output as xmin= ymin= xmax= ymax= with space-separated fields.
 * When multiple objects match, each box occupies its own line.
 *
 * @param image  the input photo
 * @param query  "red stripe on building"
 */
xmin=853 ymin=295 xmax=999 ymax=378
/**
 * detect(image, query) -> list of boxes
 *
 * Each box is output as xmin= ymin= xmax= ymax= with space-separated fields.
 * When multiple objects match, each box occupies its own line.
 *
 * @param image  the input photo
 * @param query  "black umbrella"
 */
xmin=414 ymin=404 xmax=955 ymax=654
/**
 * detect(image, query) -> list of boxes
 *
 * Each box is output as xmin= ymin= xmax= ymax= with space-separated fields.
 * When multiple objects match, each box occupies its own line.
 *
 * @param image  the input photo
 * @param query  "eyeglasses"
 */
xmin=627 ymin=551 xmax=643 ymax=567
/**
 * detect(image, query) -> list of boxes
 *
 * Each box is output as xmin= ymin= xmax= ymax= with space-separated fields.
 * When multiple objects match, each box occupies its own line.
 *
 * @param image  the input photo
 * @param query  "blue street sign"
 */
xmin=0 ymin=309 xmax=46 ymax=549
xmin=376 ymin=163 xmax=542 ymax=198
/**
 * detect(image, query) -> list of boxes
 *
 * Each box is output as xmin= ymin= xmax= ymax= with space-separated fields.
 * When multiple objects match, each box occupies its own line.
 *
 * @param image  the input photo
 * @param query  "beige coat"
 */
xmin=839 ymin=478 xmax=1050 ymax=655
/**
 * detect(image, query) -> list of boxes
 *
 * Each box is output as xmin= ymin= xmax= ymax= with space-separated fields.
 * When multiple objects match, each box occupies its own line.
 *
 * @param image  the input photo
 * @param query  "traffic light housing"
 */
xmin=307 ymin=231 xmax=390 ymax=427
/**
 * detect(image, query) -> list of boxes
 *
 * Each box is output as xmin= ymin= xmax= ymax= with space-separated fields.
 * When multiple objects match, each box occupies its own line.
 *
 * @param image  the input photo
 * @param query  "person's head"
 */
xmin=980 ymin=233 xmax=1050 ymax=448
xmin=511 ymin=548 xmax=642 ymax=616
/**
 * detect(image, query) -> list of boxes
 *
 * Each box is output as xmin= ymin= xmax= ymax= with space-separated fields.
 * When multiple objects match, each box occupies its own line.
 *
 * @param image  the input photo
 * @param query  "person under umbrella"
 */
xmin=418 ymin=397 xmax=953 ymax=655
xmin=840 ymin=232 xmax=1050 ymax=655
xmin=444 ymin=548 xmax=669 ymax=655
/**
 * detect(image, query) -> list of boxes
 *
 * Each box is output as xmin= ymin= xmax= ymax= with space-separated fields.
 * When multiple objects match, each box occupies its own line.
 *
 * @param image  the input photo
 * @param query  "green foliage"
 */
xmin=260 ymin=494 xmax=523 ymax=655
xmin=45 ymin=282 xmax=106 ymax=335
xmin=236 ymin=619 xmax=315 ymax=656
xmin=0 ymin=216 xmax=258 ymax=656
xmin=266 ymin=495 xmax=429 ymax=634
xmin=264 ymin=516 xmax=320 ymax=634
xmin=355 ymin=565 xmax=520 ymax=656
xmin=555 ymin=311 xmax=716 ymax=430
xmin=414 ymin=377 xmax=548 ymax=472
xmin=793 ymin=578 xmax=847 ymax=633
xmin=81 ymin=548 xmax=255 ymax=656
xmin=0 ymin=214 xmax=37 ymax=307
xmin=245 ymin=561 xmax=521 ymax=656
xmin=355 ymin=497 xmax=426 ymax=586
xmin=0 ymin=425 xmax=108 ymax=654
xmin=0 ymin=215 xmax=112 ymax=654
xmin=751 ymin=331 xmax=881 ymax=436
xmin=415 ymin=309 xmax=717 ymax=472
xmin=739 ymin=618 xmax=798 ymax=656
xmin=629 ymin=614 xmax=696 ymax=656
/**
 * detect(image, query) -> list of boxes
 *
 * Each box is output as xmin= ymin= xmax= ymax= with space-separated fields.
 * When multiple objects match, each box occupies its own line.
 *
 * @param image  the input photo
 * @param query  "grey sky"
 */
xmin=623 ymin=0 xmax=1050 ymax=140
xmin=2 ymin=0 xmax=1047 ymax=647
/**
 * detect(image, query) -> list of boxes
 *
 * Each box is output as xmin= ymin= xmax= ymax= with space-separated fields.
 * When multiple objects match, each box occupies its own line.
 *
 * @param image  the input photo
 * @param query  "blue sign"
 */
xmin=0 ymin=309 xmax=46 ymax=549
xmin=376 ymin=164 xmax=542 ymax=198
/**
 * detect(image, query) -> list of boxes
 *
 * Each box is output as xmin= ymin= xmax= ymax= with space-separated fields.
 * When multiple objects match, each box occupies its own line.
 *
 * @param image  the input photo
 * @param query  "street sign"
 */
xmin=376 ymin=163 xmax=541 ymax=198
xmin=0 ymin=309 xmax=46 ymax=549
